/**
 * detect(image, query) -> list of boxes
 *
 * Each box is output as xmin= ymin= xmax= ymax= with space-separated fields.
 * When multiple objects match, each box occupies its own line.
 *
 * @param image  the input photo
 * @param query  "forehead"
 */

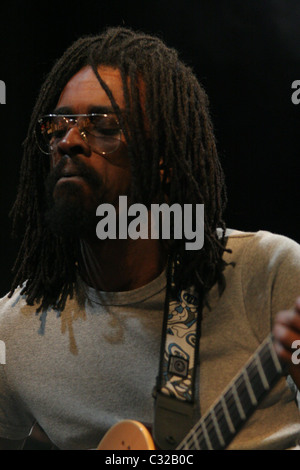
xmin=56 ymin=65 xmax=126 ymax=112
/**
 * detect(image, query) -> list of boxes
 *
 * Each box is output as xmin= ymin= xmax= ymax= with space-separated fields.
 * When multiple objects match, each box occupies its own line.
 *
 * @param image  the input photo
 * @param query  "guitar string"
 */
xmin=181 ymin=344 xmax=280 ymax=449
xmin=178 ymin=339 xmax=282 ymax=450
xmin=186 ymin=343 xmax=278 ymax=449
xmin=179 ymin=344 xmax=273 ymax=449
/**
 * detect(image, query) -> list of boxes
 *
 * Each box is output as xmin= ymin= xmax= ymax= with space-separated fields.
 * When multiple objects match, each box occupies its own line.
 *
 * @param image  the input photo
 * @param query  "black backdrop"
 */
xmin=0 ymin=0 xmax=299 ymax=296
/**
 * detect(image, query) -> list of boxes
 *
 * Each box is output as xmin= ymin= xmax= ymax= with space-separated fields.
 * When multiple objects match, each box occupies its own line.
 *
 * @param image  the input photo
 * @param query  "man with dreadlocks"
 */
xmin=0 ymin=27 xmax=300 ymax=451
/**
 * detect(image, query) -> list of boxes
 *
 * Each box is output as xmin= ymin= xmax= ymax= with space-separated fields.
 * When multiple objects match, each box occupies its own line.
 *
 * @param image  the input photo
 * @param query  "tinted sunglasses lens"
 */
xmin=36 ymin=116 xmax=66 ymax=154
xmin=35 ymin=114 xmax=122 ymax=156
xmin=85 ymin=115 xmax=121 ymax=155
xmin=35 ymin=118 xmax=51 ymax=154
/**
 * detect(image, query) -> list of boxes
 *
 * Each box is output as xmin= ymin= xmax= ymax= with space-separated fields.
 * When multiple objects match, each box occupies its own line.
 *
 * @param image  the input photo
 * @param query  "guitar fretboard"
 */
xmin=177 ymin=334 xmax=283 ymax=450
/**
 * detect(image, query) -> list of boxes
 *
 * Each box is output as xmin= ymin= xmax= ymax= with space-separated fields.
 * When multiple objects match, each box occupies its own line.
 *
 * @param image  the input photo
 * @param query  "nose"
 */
xmin=55 ymin=125 xmax=91 ymax=159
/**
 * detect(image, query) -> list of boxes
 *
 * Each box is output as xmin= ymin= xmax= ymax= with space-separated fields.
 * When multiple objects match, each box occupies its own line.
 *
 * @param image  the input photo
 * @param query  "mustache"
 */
xmin=44 ymin=155 xmax=104 ymax=208
xmin=46 ymin=155 xmax=103 ymax=188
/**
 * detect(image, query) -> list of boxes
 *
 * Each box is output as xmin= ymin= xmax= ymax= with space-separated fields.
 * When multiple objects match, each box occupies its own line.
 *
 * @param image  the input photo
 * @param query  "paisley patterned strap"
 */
xmin=152 ymin=261 xmax=202 ymax=448
xmin=158 ymin=280 xmax=201 ymax=403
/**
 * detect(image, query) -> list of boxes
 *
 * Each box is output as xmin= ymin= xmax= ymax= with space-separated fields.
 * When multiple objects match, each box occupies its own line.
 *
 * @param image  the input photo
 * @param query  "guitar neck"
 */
xmin=177 ymin=333 xmax=284 ymax=450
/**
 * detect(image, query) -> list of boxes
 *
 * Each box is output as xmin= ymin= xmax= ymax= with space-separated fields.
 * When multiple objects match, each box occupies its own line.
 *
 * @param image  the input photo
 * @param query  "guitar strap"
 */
xmin=152 ymin=260 xmax=203 ymax=449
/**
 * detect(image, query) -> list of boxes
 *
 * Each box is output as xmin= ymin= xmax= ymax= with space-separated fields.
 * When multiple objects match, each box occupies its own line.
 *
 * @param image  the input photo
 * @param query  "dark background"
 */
xmin=0 ymin=0 xmax=299 ymax=296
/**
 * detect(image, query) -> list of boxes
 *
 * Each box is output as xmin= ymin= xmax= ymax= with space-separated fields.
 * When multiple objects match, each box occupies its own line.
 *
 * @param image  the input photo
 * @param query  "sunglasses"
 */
xmin=36 ymin=113 xmax=122 ymax=156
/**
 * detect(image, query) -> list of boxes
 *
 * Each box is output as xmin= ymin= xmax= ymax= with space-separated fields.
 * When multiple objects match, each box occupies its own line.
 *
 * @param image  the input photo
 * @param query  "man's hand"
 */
xmin=273 ymin=297 xmax=300 ymax=390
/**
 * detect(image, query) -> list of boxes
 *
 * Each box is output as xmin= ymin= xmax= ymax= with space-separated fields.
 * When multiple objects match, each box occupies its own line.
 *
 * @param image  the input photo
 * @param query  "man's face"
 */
xmin=44 ymin=65 xmax=131 ymax=238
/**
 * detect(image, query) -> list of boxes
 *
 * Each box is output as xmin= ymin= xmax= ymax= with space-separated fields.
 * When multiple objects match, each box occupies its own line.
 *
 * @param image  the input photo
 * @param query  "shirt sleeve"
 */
xmin=0 ymin=368 xmax=34 ymax=440
xmin=240 ymin=230 xmax=300 ymax=342
xmin=241 ymin=230 xmax=300 ymax=404
xmin=0 ymin=293 xmax=35 ymax=440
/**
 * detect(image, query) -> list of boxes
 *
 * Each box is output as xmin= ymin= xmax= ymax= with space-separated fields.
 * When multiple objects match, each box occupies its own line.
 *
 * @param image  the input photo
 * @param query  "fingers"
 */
xmin=273 ymin=298 xmax=300 ymax=368
xmin=274 ymin=299 xmax=300 ymax=332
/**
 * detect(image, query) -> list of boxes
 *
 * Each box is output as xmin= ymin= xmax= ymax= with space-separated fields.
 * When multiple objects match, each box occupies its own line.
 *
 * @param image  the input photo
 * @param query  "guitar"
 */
xmin=97 ymin=333 xmax=285 ymax=450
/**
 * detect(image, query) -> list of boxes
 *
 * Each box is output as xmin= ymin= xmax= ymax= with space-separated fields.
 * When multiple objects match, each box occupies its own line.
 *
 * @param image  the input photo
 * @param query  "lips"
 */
xmin=54 ymin=166 xmax=84 ymax=186
xmin=56 ymin=165 xmax=85 ymax=182
xmin=59 ymin=172 xmax=81 ymax=178
xmin=60 ymin=167 xmax=81 ymax=177
xmin=57 ymin=174 xmax=85 ymax=184
xmin=49 ymin=155 xmax=102 ymax=192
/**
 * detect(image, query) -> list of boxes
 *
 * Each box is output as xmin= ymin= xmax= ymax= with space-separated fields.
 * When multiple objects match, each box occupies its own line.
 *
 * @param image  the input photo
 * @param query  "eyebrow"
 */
xmin=52 ymin=105 xmax=120 ymax=115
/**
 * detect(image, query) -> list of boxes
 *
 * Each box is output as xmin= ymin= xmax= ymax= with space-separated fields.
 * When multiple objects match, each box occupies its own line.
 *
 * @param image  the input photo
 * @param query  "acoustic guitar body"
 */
xmin=97 ymin=420 xmax=156 ymax=450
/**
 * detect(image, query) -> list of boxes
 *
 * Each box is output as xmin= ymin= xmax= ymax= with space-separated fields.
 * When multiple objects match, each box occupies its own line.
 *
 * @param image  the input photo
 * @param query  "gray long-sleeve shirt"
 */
xmin=0 ymin=229 xmax=299 ymax=449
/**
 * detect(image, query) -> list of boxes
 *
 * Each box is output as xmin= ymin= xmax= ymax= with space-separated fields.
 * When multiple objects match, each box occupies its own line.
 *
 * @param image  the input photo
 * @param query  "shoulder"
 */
xmin=0 ymin=286 xmax=29 ymax=312
xmin=224 ymin=227 xmax=300 ymax=248
xmin=219 ymin=228 xmax=300 ymax=305
xmin=0 ymin=287 xmax=38 ymax=336
xmin=212 ymin=229 xmax=300 ymax=340
xmin=223 ymin=228 xmax=300 ymax=267
xmin=221 ymin=228 xmax=300 ymax=315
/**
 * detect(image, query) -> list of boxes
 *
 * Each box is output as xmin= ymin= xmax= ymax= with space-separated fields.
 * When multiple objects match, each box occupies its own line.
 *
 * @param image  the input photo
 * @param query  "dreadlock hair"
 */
xmin=9 ymin=26 xmax=229 ymax=313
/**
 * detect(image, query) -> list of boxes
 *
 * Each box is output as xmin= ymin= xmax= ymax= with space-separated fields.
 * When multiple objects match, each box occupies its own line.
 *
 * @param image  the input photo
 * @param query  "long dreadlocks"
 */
xmin=9 ymin=26 xmax=228 ymax=312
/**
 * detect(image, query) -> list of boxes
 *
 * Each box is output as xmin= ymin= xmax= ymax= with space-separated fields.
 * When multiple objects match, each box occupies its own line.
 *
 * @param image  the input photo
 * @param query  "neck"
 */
xmin=78 ymin=237 xmax=167 ymax=292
